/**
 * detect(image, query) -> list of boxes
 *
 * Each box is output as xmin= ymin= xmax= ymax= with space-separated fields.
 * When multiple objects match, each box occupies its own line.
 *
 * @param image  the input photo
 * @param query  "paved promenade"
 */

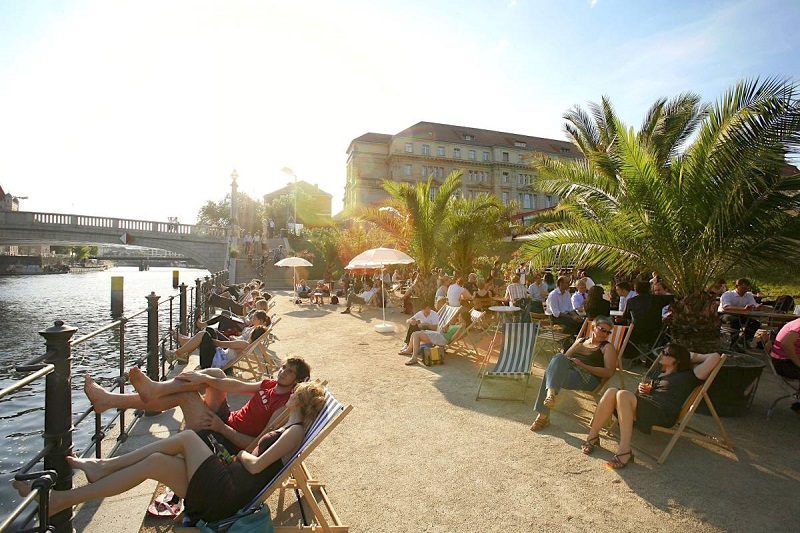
xmin=75 ymin=292 xmax=798 ymax=532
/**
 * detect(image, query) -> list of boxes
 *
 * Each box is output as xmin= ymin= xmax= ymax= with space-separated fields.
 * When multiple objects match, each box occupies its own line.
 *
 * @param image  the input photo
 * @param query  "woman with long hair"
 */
xmin=581 ymin=344 xmax=720 ymax=469
xmin=14 ymin=382 xmax=327 ymax=522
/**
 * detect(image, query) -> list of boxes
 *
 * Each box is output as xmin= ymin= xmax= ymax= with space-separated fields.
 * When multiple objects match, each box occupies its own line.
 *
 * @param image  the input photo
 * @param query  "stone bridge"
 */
xmin=0 ymin=210 xmax=229 ymax=273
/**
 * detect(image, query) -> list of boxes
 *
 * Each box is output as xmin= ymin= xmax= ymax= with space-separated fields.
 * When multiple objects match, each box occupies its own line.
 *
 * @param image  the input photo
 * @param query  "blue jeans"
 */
xmin=534 ymin=353 xmax=600 ymax=416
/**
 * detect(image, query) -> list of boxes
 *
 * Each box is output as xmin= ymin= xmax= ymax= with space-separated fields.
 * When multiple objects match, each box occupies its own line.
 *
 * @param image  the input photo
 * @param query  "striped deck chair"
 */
xmin=634 ymin=353 xmax=733 ymax=464
xmin=476 ymin=322 xmax=539 ymax=401
xmin=222 ymin=316 xmax=281 ymax=379
xmin=436 ymin=304 xmax=462 ymax=332
xmin=449 ymin=308 xmax=489 ymax=359
xmin=190 ymin=387 xmax=353 ymax=532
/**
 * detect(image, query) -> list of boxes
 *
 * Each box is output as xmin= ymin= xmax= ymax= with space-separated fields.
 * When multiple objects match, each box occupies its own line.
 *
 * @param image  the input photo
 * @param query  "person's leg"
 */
xmin=84 ymin=370 xmax=205 ymax=413
xmin=613 ymin=389 xmax=638 ymax=463
xmin=404 ymin=324 xmax=420 ymax=344
xmin=408 ymin=332 xmax=429 ymax=364
xmin=174 ymin=331 xmax=205 ymax=357
xmin=15 ymin=432 xmax=212 ymax=516
xmin=587 ymin=388 xmax=619 ymax=441
xmin=199 ymin=329 xmax=228 ymax=369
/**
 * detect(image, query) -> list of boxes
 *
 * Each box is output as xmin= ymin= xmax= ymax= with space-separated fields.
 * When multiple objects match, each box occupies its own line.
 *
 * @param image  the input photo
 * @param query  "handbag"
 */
xmin=195 ymin=504 xmax=274 ymax=533
xmin=211 ymin=347 xmax=229 ymax=368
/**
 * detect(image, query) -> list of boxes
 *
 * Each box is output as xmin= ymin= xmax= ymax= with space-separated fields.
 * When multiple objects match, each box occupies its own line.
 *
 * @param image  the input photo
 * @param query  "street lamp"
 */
xmin=281 ymin=167 xmax=297 ymax=234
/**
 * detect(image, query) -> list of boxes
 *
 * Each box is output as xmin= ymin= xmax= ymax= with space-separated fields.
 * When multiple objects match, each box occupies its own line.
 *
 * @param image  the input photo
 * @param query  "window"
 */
xmin=501 ymin=192 xmax=509 ymax=205
xmin=422 ymin=144 xmax=430 ymax=155
xmin=468 ymin=150 xmax=476 ymax=160
xmin=463 ymin=134 xmax=474 ymax=141
xmin=502 ymin=152 xmax=509 ymax=162
xmin=532 ymin=194 xmax=538 ymax=208
xmin=519 ymin=153 xmax=525 ymax=163
xmin=518 ymin=173 xmax=532 ymax=185
xmin=429 ymin=187 xmax=439 ymax=200
xmin=404 ymin=164 xmax=412 ymax=176
xmin=437 ymin=146 xmax=445 ymax=156
xmin=453 ymin=148 xmax=461 ymax=159
xmin=502 ymin=172 xmax=509 ymax=184
xmin=546 ymin=195 xmax=553 ymax=207
xmin=483 ymin=151 xmax=490 ymax=161
xmin=514 ymin=141 xmax=527 ymax=148
xmin=560 ymin=147 xmax=571 ymax=154
xmin=523 ymin=194 xmax=532 ymax=209
xmin=405 ymin=143 xmax=413 ymax=153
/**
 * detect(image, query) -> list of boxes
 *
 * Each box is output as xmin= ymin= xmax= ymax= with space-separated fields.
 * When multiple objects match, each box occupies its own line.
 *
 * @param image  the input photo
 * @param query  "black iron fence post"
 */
xmin=145 ymin=292 xmax=160 ymax=382
xmin=39 ymin=320 xmax=77 ymax=533
xmin=179 ymin=283 xmax=188 ymax=336
xmin=194 ymin=278 xmax=202 ymax=333
xmin=203 ymin=276 xmax=211 ymax=318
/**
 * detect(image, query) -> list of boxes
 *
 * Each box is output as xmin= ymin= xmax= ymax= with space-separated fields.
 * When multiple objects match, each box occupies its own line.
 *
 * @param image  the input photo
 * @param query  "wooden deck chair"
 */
xmin=449 ymin=308 xmax=489 ymax=358
xmin=222 ymin=317 xmax=281 ymax=379
xmin=529 ymin=312 xmax=570 ymax=366
xmin=476 ymin=322 xmax=539 ymax=401
xmin=184 ymin=386 xmax=353 ymax=532
xmin=575 ymin=318 xmax=633 ymax=390
xmin=641 ymin=353 xmax=734 ymax=465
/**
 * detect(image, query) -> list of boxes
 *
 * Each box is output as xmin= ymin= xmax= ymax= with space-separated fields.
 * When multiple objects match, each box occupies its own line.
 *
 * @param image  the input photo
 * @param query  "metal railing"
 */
xmin=0 ymin=271 xmax=228 ymax=533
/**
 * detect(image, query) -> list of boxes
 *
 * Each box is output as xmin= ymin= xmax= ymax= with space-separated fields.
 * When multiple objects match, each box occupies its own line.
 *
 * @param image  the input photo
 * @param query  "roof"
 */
xmin=352 ymin=132 xmax=392 ymax=144
xmin=263 ymin=180 xmax=333 ymax=199
xmin=393 ymin=121 xmax=577 ymax=154
xmin=0 ymin=185 xmax=5 ymax=198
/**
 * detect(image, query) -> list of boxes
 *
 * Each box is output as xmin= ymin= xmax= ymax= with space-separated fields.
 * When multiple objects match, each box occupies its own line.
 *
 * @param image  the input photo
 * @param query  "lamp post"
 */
xmin=281 ymin=167 xmax=297 ymax=235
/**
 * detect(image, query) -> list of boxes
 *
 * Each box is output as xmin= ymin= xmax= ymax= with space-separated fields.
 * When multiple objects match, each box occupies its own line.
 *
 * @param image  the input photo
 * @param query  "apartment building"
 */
xmin=344 ymin=121 xmax=582 ymax=213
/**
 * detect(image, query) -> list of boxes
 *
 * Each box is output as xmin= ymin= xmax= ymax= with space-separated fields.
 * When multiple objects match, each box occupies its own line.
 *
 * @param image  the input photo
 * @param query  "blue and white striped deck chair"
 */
xmin=476 ymin=322 xmax=539 ymax=401
xmin=195 ymin=387 xmax=353 ymax=533
xmin=436 ymin=304 xmax=461 ymax=333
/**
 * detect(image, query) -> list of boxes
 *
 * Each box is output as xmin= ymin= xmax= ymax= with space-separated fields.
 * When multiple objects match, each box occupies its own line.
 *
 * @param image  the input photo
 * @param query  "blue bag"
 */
xmin=195 ymin=503 xmax=274 ymax=533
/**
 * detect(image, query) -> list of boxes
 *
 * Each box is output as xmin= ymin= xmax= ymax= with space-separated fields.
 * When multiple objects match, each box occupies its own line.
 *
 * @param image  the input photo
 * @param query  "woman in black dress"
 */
xmin=584 ymin=285 xmax=611 ymax=319
xmin=580 ymin=344 xmax=720 ymax=469
xmin=14 ymin=382 xmax=326 ymax=522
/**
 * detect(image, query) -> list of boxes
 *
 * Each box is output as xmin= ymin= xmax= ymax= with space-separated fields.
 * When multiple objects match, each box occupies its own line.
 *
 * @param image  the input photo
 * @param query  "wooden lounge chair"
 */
xmin=222 ymin=316 xmax=281 ymax=379
xmin=638 ymin=353 xmax=733 ymax=465
xmin=476 ymin=322 xmax=539 ymax=401
xmin=529 ymin=312 xmax=570 ymax=367
xmin=185 ymin=386 xmax=353 ymax=532
xmin=449 ymin=308 xmax=489 ymax=359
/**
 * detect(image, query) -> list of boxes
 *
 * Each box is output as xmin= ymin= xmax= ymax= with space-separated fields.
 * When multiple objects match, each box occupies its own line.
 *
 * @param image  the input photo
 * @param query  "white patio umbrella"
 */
xmin=346 ymin=247 xmax=415 ymax=332
xmin=275 ymin=256 xmax=313 ymax=302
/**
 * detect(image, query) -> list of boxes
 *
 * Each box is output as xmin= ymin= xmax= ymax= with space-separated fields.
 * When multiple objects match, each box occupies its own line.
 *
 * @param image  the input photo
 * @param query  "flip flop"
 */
xmin=147 ymin=499 xmax=182 ymax=518
xmin=155 ymin=488 xmax=178 ymax=506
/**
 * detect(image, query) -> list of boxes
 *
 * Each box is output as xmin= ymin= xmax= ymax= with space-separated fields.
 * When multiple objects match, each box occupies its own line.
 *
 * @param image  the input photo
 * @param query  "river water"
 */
xmin=0 ymin=266 xmax=210 ymax=519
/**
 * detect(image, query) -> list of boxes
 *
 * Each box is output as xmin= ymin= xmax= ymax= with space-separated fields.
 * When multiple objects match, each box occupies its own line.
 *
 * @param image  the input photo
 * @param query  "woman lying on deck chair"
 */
xmin=14 ymin=382 xmax=326 ymax=522
xmin=581 ymin=344 xmax=720 ymax=469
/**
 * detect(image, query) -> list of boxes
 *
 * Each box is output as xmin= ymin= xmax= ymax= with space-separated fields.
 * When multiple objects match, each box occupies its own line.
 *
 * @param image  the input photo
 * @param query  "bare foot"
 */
xmin=13 ymin=479 xmax=68 ymax=516
xmin=66 ymin=455 xmax=105 ymax=483
xmin=84 ymin=374 xmax=114 ymax=414
xmin=128 ymin=366 xmax=156 ymax=403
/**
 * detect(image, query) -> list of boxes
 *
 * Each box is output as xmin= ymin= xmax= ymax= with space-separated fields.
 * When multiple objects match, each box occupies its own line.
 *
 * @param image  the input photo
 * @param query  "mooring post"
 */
xmin=39 ymin=320 xmax=78 ymax=533
xmin=145 ymin=292 xmax=160 ymax=382
xmin=179 ymin=283 xmax=188 ymax=336
xmin=194 ymin=277 xmax=202 ymax=333
xmin=111 ymin=276 xmax=124 ymax=317
xmin=172 ymin=269 xmax=179 ymax=289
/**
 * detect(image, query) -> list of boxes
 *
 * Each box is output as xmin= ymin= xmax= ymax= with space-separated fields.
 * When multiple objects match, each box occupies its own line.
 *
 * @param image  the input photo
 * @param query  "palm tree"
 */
xmin=521 ymin=78 xmax=800 ymax=351
xmin=446 ymin=193 xmax=510 ymax=278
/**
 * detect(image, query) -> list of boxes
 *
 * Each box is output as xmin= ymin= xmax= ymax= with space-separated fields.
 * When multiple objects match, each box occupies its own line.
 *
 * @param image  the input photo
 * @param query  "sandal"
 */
xmin=607 ymin=450 xmax=634 ymax=469
xmin=530 ymin=415 xmax=550 ymax=432
xmin=581 ymin=435 xmax=601 ymax=455
xmin=543 ymin=394 xmax=556 ymax=409
xmin=147 ymin=497 xmax=182 ymax=518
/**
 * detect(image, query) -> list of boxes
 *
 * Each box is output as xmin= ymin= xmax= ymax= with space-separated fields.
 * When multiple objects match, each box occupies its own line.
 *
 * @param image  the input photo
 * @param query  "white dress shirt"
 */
xmin=546 ymin=288 xmax=574 ymax=317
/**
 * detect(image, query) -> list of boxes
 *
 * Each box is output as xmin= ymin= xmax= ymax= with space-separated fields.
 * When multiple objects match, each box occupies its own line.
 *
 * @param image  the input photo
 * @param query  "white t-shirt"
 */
xmin=409 ymin=309 xmax=440 ymax=329
xmin=446 ymin=283 xmax=469 ymax=307
xmin=719 ymin=290 xmax=757 ymax=312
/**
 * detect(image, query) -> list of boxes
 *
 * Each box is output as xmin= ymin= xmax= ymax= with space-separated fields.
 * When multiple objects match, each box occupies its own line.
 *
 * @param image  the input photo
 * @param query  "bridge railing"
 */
xmin=0 ymin=271 xmax=228 ymax=533
xmin=2 ymin=210 xmax=227 ymax=239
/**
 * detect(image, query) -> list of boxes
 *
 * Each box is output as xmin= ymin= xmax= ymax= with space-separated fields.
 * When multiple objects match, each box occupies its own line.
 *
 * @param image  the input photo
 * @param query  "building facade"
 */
xmin=344 ymin=121 xmax=582 ymax=212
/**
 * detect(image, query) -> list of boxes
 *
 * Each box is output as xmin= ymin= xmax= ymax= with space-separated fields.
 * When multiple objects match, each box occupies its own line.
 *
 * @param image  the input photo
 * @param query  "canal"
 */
xmin=0 ymin=266 xmax=210 ymax=517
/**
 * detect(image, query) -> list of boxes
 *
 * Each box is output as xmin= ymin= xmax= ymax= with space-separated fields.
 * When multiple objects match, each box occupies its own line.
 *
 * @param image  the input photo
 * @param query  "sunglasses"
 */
xmin=595 ymin=327 xmax=612 ymax=334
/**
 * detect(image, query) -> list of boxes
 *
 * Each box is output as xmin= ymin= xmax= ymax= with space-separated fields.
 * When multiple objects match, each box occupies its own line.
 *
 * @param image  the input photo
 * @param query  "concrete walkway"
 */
xmin=75 ymin=292 xmax=798 ymax=532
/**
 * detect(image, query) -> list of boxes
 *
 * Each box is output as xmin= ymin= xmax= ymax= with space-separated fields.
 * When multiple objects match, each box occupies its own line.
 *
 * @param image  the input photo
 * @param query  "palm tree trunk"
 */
xmin=669 ymin=291 xmax=721 ymax=353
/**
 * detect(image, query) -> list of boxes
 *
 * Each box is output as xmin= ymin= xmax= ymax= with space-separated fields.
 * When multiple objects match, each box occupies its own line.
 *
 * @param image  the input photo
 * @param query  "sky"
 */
xmin=1 ymin=0 xmax=798 ymax=224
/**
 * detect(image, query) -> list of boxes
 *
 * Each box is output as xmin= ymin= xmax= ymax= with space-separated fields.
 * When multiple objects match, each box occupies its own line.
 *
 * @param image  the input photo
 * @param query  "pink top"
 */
xmin=770 ymin=317 xmax=800 ymax=361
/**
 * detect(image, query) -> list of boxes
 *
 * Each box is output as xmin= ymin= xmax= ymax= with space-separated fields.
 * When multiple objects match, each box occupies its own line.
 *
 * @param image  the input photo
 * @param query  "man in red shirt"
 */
xmin=84 ymin=357 xmax=311 ymax=453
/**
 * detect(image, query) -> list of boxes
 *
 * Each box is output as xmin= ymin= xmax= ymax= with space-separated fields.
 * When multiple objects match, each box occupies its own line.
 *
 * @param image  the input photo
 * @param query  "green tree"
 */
xmin=521 ymin=78 xmax=800 ymax=351
xmin=446 ymin=193 xmax=509 ymax=278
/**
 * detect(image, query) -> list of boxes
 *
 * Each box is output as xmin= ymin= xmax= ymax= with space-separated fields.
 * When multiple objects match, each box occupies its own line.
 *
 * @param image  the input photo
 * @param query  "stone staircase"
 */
xmin=230 ymin=237 xmax=295 ymax=289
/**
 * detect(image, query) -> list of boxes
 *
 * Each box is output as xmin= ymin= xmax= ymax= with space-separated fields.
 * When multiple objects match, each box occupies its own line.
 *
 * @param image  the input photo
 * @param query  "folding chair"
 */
xmin=436 ymin=304 xmax=462 ymax=332
xmin=449 ymin=308 xmax=490 ymax=358
xmin=476 ymin=322 xmax=539 ymax=401
xmin=529 ymin=312 xmax=570 ymax=367
xmin=186 ymin=386 xmax=353 ymax=532
xmin=641 ymin=353 xmax=734 ymax=464
xmin=222 ymin=317 xmax=281 ymax=379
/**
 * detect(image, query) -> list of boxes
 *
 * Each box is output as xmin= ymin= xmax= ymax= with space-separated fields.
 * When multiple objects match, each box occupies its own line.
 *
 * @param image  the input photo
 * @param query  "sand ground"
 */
xmin=78 ymin=291 xmax=799 ymax=532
